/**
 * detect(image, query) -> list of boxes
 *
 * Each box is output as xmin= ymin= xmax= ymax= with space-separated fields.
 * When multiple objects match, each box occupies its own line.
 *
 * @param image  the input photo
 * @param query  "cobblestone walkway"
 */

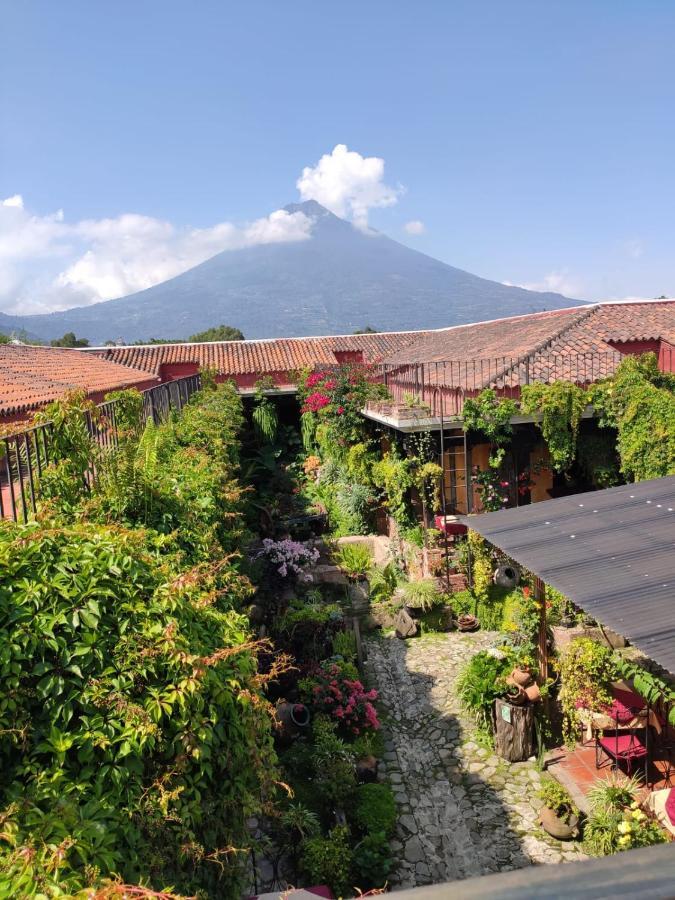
xmin=364 ymin=632 xmax=586 ymax=890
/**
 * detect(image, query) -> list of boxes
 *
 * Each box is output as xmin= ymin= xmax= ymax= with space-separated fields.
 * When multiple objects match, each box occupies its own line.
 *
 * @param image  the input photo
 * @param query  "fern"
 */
xmin=252 ymin=396 xmax=279 ymax=443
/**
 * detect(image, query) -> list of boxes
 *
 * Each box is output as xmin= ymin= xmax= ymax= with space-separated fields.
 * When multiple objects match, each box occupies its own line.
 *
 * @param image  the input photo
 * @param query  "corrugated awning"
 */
xmin=460 ymin=476 xmax=675 ymax=676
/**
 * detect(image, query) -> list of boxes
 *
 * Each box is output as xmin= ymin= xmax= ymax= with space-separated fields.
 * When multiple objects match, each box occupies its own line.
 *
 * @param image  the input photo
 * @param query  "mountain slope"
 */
xmin=1 ymin=201 xmax=585 ymax=343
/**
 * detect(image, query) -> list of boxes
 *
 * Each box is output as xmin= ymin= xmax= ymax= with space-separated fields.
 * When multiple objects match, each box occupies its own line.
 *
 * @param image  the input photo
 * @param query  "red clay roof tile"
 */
xmin=0 ymin=345 xmax=158 ymax=416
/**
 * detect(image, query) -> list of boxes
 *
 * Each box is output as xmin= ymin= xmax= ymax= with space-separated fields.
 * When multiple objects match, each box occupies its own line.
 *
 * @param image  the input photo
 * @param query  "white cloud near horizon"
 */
xmin=404 ymin=220 xmax=425 ymax=235
xmin=297 ymin=144 xmax=402 ymax=229
xmin=0 ymin=198 xmax=313 ymax=315
xmin=504 ymin=269 xmax=583 ymax=299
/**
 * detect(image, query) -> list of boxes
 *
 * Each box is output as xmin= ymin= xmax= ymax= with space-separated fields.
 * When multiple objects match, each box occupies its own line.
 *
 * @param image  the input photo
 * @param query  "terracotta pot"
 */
xmin=524 ymin=682 xmax=542 ymax=703
xmin=457 ymin=614 xmax=479 ymax=632
xmin=511 ymin=666 xmax=534 ymax=688
xmin=539 ymin=805 xmax=580 ymax=840
xmin=505 ymin=686 xmax=527 ymax=706
xmin=275 ymin=701 xmax=310 ymax=742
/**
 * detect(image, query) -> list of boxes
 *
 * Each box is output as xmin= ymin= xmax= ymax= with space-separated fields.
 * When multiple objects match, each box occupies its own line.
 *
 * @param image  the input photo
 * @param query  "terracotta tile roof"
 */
xmin=0 ymin=344 xmax=158 ymax=416
xmin=85 ymin=300 xmax=675 ymax=395
xmin=382 ymin=301 xmax=675 ymax=389
xmin=89 ymin=331 xmax=431 ymax=379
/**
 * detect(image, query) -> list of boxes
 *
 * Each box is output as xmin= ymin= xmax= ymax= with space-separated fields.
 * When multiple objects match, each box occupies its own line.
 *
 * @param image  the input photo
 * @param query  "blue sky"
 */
xmin=1 ymin=0 xmax=674 ymax=314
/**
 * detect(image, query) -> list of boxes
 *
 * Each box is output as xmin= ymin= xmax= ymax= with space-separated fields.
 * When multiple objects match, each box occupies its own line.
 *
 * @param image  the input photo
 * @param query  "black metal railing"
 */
xmin=370 ymin=346 xmax=675 ymax=420
xmin=0 ymin=374 xmax=201 ymax=522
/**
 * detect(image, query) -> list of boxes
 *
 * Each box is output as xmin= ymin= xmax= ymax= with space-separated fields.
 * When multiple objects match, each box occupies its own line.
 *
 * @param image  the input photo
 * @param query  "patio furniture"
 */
xmin=652 ymin=700 xmax=675 ymax=789
xmin=595 ymin=704 xmax=649 ymax=781
xmin=580 ymin=682 xmax=660 ymax=745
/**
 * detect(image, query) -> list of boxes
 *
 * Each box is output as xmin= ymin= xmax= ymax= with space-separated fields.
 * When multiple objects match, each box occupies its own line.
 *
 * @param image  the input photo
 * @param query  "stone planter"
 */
xmin=348 ymin=579 xmax=370 ymax=613
xmin=457 ymin=614 xmax=479 ymax=632
xmin=539 ymin=805 xmax=580 ymax=840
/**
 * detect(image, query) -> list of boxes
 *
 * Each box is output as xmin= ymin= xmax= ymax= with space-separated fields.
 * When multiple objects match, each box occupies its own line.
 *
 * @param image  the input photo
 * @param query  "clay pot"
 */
xmin=275 ymin=701 xmax=310 ymax=742
xmin=505 ymin=685 xmax=527 ymax=706
xmin=524 ymin=682 xmax=542 ymax=703
xmin=457 ymin=614 xmax=479 ymax=632
xmin=539 ymin=805 xmax=580 ymax=840
xmin=511 ymin=666 xmax=534 ymax=688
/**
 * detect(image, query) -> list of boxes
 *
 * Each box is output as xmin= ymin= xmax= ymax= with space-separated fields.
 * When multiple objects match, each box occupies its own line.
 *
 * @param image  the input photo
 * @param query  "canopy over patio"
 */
xmin=460 ymin=476 xmax=675 ymax=677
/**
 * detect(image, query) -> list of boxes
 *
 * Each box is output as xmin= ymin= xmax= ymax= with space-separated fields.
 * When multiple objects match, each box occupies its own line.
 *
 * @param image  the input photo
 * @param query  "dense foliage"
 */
xmin=589 ymin=353 xmax=675 ymax=481
xmin=0 ymin=382 xmax=276 ymax=897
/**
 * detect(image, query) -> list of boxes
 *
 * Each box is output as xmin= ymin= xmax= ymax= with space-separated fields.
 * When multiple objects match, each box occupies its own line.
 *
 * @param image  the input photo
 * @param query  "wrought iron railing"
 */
xmin=370 ymin=346 xmax=675 ymax=420
xmin=0 ymin=374 xmax=202 ymax=522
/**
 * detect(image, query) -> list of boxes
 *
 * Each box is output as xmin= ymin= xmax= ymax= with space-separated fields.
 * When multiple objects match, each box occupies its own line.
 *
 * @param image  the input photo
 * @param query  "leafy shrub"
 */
xmin=559 ymin=638 xmax=617 ymax=745
xmin=456 ymin=649 xmax=512 ymax=735
xmin=334 ymin=542 xmax=373 ymax=580
xmin=402 ymin=578 xmax=440 ymax=612
xmin=352 ymin=831 xmax=392 ymax=890
xmin=334 ymin=481 xmax=374 ymax=535
xmin=300 ymin=826 xmax=353 ymax=897
xmin=352 ymin=783 xmax=397 ymax=836
xmin=309 ymin=717 xmax=357 ymax=809
xmin=538 ymin=777 xmax=577 ymax=817
xmin=0 ymin=520 xmax=275 ymax=896
xmin=369 ymin=562 xmax=401 ymax=603
xmin=332 ymin=629 xmax=357 ymax=661
xmin=584 ymin=774 xmax=666 ymax=856
xmin=303 ymin=663 xmax=380 ymax=735
xmin=448 ymin=589 xmax=474 ymax=617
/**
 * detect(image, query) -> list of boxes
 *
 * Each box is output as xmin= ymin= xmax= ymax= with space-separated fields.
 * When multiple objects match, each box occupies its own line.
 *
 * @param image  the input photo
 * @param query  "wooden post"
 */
xmin=494 ymin=699 xmax=535 ymax=761
xmin=535 ymin=576 xmax=548 ymax=682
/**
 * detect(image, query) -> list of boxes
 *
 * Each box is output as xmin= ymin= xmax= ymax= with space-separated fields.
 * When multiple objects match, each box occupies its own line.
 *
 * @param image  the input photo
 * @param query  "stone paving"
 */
xmin=364 ymin=631 xmax=587 ymax=890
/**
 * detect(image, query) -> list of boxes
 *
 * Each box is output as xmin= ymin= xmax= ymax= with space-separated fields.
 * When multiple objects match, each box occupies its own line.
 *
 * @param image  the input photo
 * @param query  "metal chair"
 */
xmin=595 ymin=705 xmax=649 ymax=782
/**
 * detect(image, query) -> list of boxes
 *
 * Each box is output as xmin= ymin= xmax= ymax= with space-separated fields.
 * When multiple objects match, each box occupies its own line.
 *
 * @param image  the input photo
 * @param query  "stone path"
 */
xmin=364 ymin=632 xmax=587 ymax=890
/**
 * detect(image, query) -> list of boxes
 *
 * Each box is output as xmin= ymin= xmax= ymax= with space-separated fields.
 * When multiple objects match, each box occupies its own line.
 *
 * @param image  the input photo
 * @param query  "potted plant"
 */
xmin=401 ymin=578 xmax=440 ymax=618
xmin=334 ymin=542 xmax=373 ymax=610
xmin=538 ymin=777 xmax=580 ymax=840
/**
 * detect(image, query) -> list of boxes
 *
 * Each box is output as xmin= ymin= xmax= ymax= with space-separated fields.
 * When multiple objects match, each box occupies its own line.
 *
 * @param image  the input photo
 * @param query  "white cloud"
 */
xmin=1 ymin=195 xmax=24 ymax=209
xmin=404 ymin=220 xmax=425 ymax=235
xmin=0 ymin=197 xmax=312 ymax=315
xmin=504 ymin=269 xmax=582 ymax=298
xmin=296 ymin=143 xmax=401 ymax=229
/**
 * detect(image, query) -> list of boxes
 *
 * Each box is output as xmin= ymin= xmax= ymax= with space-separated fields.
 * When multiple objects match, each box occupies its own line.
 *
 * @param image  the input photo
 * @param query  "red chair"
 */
xmin=595 ymin=706 xmax=649 ymax=782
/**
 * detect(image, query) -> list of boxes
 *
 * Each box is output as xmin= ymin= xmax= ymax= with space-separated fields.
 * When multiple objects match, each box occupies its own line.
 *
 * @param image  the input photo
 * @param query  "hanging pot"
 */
xmin=493 ymin=564 xmax=520 ymax=590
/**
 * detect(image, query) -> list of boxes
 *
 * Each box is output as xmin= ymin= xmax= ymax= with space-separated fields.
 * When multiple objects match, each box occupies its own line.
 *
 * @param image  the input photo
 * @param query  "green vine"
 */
xmin=588 ymin=354 xmax=675 ymax=481
xmin=462 ymin=388 xmax=518 ymax=447
xmin=520 ymin=381 xmax=587 ymax=472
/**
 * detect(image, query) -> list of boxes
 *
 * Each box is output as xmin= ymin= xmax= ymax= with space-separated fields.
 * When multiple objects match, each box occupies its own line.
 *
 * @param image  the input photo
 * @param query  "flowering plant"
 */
xmin=306 ymin=662 xmax=380 ymax=735
xmin=256 ymin=538 xmax=320 ymax=582
xmin=298 ymin=364 xmax=389 ymax=447
xmin=303 ymin=455 xmax=322 ymax=479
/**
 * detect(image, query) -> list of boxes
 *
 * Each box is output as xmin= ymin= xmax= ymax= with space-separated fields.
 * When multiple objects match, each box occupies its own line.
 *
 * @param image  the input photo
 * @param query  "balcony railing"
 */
xmin=367 ymin=346 xmax=675 ymax=421
xmin=0 ymin=374 xmax=201 ymax=522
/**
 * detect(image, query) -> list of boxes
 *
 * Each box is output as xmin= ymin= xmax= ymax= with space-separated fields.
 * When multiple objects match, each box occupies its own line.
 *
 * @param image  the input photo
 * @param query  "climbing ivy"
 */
xmin=462 ymin=388 xmax=518 ymax=448
xmin=520 ymin=381 xmax=587 ymax=472
xmin=588 ymin=354 xmax=675 ymax=481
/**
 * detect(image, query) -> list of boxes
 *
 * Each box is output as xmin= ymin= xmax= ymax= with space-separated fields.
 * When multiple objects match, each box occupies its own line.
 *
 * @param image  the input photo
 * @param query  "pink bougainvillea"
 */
xmin=309 ymin=663 xmax=380 ymax=734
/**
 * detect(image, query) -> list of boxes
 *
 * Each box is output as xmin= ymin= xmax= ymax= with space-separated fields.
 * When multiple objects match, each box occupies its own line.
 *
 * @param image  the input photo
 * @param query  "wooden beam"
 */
xmin=535 ymin=576 xmax=547 ymax=682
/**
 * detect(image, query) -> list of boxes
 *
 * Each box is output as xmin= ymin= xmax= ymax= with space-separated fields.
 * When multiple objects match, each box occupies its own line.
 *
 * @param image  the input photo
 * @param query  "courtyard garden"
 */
xmin=0 ymin=351 xmax=673 ymax=897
